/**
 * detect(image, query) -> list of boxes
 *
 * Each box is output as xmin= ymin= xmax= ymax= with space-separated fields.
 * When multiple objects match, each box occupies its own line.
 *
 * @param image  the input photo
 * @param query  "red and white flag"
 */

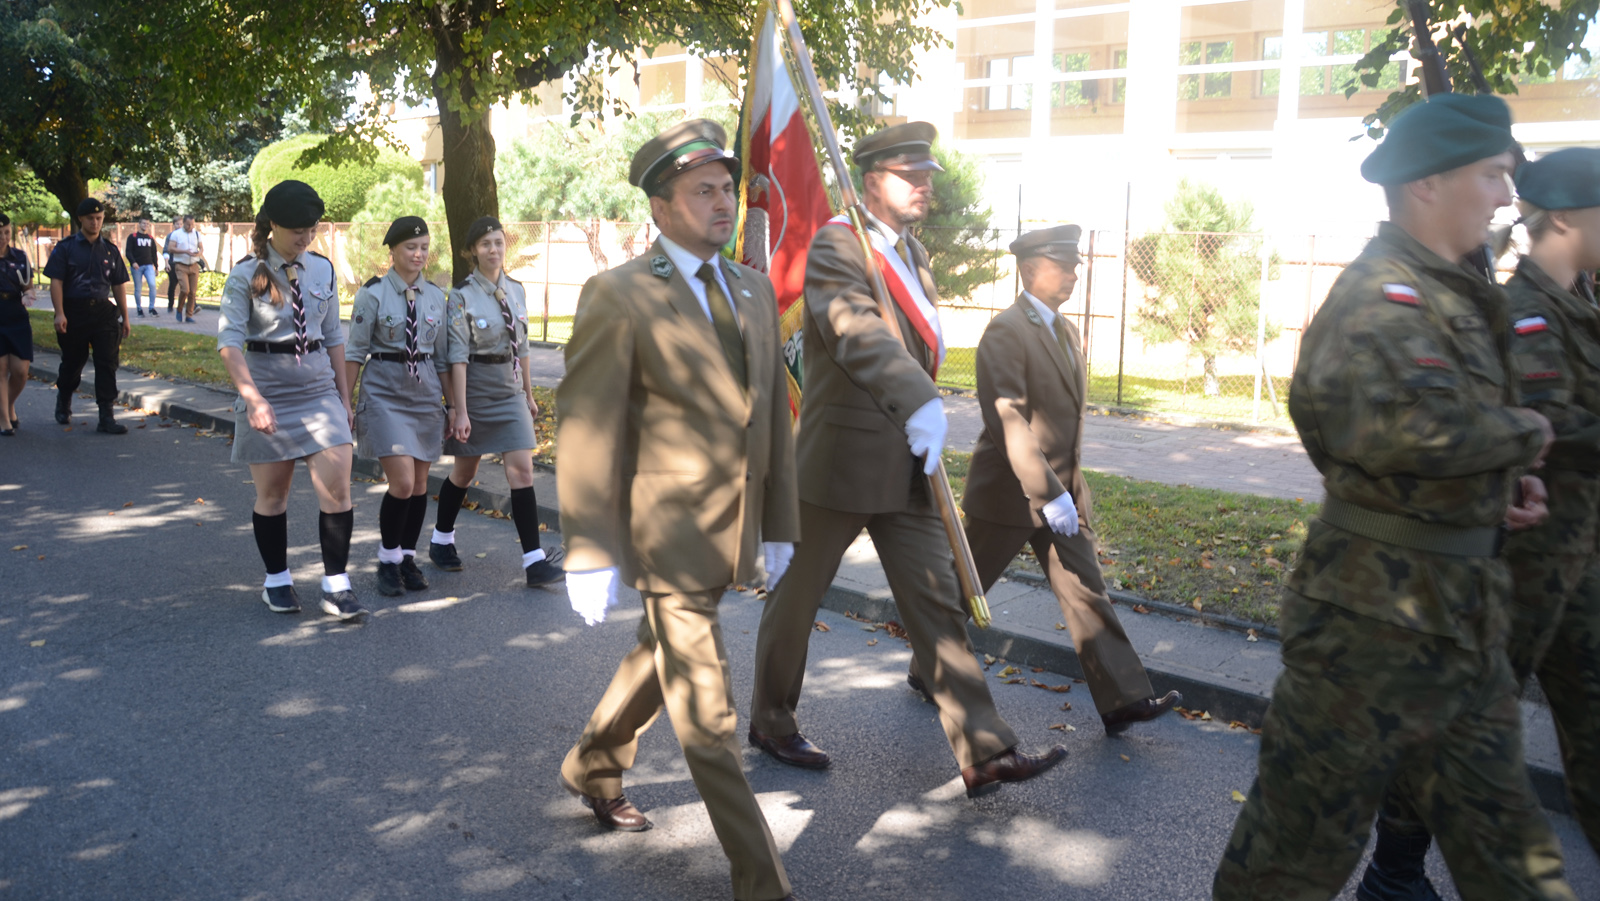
xmin=737 ymin=9 xmax=832 ymax=419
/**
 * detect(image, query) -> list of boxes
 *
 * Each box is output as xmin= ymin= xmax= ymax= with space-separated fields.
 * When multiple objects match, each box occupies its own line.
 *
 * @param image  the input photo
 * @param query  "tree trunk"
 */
xmin=432 ymin=33 xmax=499 ymax=285
xmin=37 ymin=158 xmax=89 ymax=231
xmin=1203 ymin=354 xmax=1221 ymax=397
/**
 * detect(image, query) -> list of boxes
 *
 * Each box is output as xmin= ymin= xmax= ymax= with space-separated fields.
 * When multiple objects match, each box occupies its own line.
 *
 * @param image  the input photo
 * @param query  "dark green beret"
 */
xmin=75 ymin=197 xmax=105 ymax=217
xmin=1361 ymin=94 xmax=1515 ymax=186
xmin=854 ymin=121 xmax=944 ymax=172
xmin=630 ymin=118 xmax=740 ymax=196
xmin=1515 ymin=147 xmax=1600 ymax=210
xmin=384 ymin=216 xmax=429 ymax=247
xmin=260 ymin=180 xmax=325 ymax=229
xmin=1011 ymin=224 xmax=1082 ymax=265
xmin=464 ymin=216 xmax=502 ymax=249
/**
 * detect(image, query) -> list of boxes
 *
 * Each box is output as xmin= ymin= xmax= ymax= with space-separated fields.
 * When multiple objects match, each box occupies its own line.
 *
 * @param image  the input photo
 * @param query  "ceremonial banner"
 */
xmin=737 ymin=9 xmax=832 ymax=421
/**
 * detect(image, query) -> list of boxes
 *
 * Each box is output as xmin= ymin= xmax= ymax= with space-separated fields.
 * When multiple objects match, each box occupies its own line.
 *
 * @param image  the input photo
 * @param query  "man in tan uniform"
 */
xmin=958 ymin=225 xmax=1181 ymax=734
xmin=556 ymin=120 xmax=799 ymax=901
xmin=748 ymin=121 xmax=1065 ymax=798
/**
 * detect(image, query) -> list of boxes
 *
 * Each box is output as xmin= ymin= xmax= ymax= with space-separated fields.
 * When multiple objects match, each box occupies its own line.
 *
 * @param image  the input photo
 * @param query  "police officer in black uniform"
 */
xmin=45 ymin=198 xmax=131 ymax=433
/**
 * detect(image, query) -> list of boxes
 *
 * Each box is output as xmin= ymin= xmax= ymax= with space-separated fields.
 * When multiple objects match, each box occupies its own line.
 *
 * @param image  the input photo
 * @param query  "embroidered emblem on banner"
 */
xmin=1514 ymin=316 xmax=1549 ymax=335
xmin=1383 ymin=284 xmax=1420 ymax=306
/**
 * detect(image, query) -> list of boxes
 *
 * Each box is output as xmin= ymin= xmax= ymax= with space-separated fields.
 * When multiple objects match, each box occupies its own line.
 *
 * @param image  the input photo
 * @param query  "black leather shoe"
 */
xmin=961 ymin=745 xmax=1068 ymax=798
xmin=54 ymin=393 xmax=71 ymax=425
xmin=525 ymin=555 xmax=564 ymax=588
xmin=559 ymin=775 xmax=652 ymax=832
xmin=1101 ymin=690 xmax=1182 ymax=735
xmin=375 ymin=562 xmax=404 ymax=597
xmin=96 ymin=412 xmax=127 ymax=434
xmin=748 ymin=728 xmax=831 ymax=769
xmin=261 ymin=584 xmax=302 ymax=614
xmin=399 ymin=557 xmax=429 ymax=591
xmin=1355 ymin=821 xmax=1443 ymax=901
xmin=907 ymin=672 xmax=935 ymax=704
xmin=429 ymin=541 xmax=464 ymax=571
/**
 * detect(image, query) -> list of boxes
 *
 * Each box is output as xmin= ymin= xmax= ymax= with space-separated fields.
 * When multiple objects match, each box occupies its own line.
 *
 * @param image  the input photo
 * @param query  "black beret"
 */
xmin=1515 ymin=147 xmax=1600 ymax=211
xmin=1011 ymin=224 xmax=1082 ymax=265
xmin=0 ymin=213 xmax=10 ymax=228
xmin=76 ymin=198 xmax=105 ymax=217
xmin=629 ymin=119 xmax=740 ymax=196
xmin=1361 ymin=94 xmax=1516 ymax=186
xmin=464 ymin=216 xmax=503 ymax=249
xmin=260 ymin=180 xmax=325 ymax=229
xmin=854 ymin=121 xmax=944 ymax=172
xmin=384 ymin=216 xmax=429 ymax=247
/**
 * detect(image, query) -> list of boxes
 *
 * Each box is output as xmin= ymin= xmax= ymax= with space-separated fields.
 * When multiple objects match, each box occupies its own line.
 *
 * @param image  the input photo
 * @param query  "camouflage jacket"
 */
xmin=1503 ymin=258 xmax=1600 ymax=558
xmin=1288 ymin=222 xmax=1544 ymax=646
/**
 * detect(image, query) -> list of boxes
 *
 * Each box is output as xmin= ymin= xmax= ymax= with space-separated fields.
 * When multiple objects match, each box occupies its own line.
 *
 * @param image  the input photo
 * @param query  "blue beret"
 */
xmin=1361 ymin=94 xmax=1516 ymax=186
xmin=1515 ymin=147 xmax=1600 ymax=210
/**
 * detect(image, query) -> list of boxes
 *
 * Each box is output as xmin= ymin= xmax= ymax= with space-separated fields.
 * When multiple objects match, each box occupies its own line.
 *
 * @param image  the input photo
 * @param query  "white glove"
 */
xmin=1042 ymin=492 xmax=1079 ymax=537
xmin=763 ymin=541 xmax=795 ymax=589
xmin=566 ymin=567 xmax=619 ymax=626
xmin=904 ymin=397 xmax=948 ymax=476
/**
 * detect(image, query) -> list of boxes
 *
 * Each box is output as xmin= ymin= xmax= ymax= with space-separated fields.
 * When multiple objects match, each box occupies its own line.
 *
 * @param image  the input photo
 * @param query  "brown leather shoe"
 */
xmin=748 ymin=727 xmax=832 ymax=769
xmin=906 ymin=671 xmax=935 ymax=704
xmin=1101 ymin=690 xmax=1183 ymax=735
xmin=961 ymin=745 xmax=1067 ymax=798
xmin=559 ymin=775 xmax=652 ymax=832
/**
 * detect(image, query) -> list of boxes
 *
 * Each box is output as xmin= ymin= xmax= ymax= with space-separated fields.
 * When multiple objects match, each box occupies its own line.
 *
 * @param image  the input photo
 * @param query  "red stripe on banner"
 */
xmin=1515 ymin=323 xmax=1549 ymax=334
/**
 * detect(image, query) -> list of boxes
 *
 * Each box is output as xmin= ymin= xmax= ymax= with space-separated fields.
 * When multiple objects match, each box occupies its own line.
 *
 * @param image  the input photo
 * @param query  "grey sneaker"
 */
xmin=262 ymin=584 xmax=302 ymax=614
xmin=321 ymin=590 xmax=368 ymax=621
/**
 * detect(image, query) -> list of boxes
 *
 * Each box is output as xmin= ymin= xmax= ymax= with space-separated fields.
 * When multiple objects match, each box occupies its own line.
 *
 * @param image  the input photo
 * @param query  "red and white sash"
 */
xmin=827 ymin=214 xmax=944 ymax=376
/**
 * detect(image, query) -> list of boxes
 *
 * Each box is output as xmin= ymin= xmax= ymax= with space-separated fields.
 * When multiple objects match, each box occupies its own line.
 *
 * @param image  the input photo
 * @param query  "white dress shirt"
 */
xmin=1024 ymin=290 xmax=1075 ymax=368
xmin=658 ymin=234 xmax=739 ymax=328
xmin=862 ymin=210 xmax=944 ymax=365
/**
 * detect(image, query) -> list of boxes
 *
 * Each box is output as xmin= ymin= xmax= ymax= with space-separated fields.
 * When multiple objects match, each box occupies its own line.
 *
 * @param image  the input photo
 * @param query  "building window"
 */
xmin=1179 ymin=40 xmax=1233 ymax=100
xmin=985 ymin=55 xmax=1040 ymax=110
xmin=1011 ymin=55 xmax=1037 ymax=109
xmin=1053 ymin=52 xmax=1095 ymax=107
xmin=1112 ymin=48 xmax=1127 ymax=104
xmin=986 ymin=58 xmax=1009 ymax=110
xmin=869 ymin=71 xmax=904 ymax=116
xmin=1263 ymin=30 xmax=1399 ymax=97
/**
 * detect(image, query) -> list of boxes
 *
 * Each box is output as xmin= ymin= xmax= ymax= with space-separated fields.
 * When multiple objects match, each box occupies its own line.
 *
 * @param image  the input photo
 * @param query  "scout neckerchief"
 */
xmin=282 ymin=260 xmax=309 ymax=362
xmin=826 ymin=214 xmax=944 ymax=377
xmin=695 ymin=261 xmax=747 ymax=387
xmin=473 ymin=271 xmax=521 ymax=380
xmin=403 ymin=284 xmax=422 ymax=382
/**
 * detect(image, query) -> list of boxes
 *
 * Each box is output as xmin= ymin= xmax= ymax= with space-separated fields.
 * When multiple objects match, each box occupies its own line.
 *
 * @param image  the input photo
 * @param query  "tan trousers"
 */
xmin=171 ymin=261 xmax=199 ymax=315
xmin=961 ymin=518 xmax=1153 ymax=715
xmin=750 ymin=501 xmax=1019 ymax=769
xmin=562 ymin=588 xmax=790 ymax=901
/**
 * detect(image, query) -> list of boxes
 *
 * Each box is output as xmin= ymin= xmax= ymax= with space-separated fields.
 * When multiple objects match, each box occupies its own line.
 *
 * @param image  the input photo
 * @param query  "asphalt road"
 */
xmin=3 ymin=383 xmax=1598 ymax=900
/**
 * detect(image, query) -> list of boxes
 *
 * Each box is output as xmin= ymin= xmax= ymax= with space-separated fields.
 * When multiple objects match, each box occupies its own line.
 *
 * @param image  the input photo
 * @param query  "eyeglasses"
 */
xmin=881 ymin=168 xmax=935 ymax=187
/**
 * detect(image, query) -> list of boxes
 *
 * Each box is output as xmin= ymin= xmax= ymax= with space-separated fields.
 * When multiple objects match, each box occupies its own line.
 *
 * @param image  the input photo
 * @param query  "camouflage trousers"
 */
xmin=1213 ymin=591 xmax=1575 ymax=901
xmin=1510 ymin=552 xmax=1600 ymax=857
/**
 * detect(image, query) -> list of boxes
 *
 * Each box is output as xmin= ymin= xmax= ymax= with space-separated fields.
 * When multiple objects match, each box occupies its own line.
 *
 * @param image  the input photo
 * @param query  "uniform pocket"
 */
xmin=823 ymin=404 xmax=889 ymax=432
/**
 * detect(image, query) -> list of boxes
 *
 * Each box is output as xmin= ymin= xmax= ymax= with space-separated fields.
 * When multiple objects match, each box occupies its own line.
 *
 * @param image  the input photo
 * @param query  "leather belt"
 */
xmin=369 ymin=352 xmax=430 ymax=363
xmin=1318 ymin=496 xmax=1504 ymax=558
xmin=469 ymin=353 xmax=512 ymax=364
xmin=247 ymin=339 xmax=324 ymax=354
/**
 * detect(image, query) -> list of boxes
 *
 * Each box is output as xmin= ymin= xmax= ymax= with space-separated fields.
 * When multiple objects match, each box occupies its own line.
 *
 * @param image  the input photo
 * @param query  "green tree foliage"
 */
xmin=111 ymin=159 xmax=254 ymax=222
xmin=248 ymin=135 xmax=420 ymax=222
xmin=916 ymin=140 xmax=1003 ymax=303
xmin=1350 ymin=1 xmax=1600 ymax=134
xmin=0 ymin=166 xmax=68 ymax=228
xmin=1129 ymin=180 xmax=1279 ymax=397
xmin=346 ymin=176 xmax=451 ymax=286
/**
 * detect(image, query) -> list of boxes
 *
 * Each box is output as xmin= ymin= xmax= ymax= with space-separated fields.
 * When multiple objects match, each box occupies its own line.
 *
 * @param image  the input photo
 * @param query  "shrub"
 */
xmin=248 ymin=135 xmax=420 ymax=221
xmin=346 ymin=175 xmax=451 ymax=286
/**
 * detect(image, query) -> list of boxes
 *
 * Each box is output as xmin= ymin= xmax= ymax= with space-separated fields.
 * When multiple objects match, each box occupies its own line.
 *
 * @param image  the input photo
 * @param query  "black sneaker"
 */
xmin=399 ymin=557 xmax=429 ymax=591
xmin=321 ymin=590 xmax=368 ymax=621
xmin=429 ymin=541 xmax=464 ymax=572
xmin=262 ymin=584 xmax=302 ymax=614
xmin=525 ymin=554 xmax=564 ymax=588
xmin=375 ymin=562 xmax=404 ymax=597
xmin=149 ymin=310 xmax=159 ymax=318
xmin=136 ymin=310 xmax=145 ymax=318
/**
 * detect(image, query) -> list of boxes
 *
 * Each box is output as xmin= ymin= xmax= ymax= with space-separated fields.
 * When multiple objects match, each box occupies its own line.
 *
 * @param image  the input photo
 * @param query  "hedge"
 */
xmin=248 ymin=135 xmax=420 ymax=222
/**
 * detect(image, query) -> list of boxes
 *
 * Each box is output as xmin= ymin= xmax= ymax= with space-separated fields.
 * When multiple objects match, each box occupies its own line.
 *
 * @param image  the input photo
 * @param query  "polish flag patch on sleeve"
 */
xmin=1382 ymin=283 xmax=1420 ymax=305
xmin=1514 ymin=316 xmax=1549 ymax=335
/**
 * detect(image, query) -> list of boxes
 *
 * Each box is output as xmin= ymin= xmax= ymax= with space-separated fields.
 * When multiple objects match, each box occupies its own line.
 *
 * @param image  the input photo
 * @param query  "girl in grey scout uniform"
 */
xmin=217 ymin=180 xmax=366 ymax=622
xmin=344 ymin=216 xmax=467 ymax=598
xmin=427 ymin=216 xmax=561 ymax=588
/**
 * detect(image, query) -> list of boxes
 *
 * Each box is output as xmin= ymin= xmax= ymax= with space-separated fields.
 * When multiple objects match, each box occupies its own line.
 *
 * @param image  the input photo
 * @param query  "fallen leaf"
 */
xmin=1030 ymin=679 xmax=1048 ymax=688
xmin=122 ymin=501 xmax=134 ymax=508
xmin=107 ymin=511 xmax=115 ymax=516
xmin=859 ymin=624 xmax=877 ymax=632
xmin=1119 ymin=754 xmax=1130 ymax=762
xmin=36 ymin=555 xmax=44 ymax=560
xmin=866 ymin=638 xmax=878 ymax=646
xmin=1045 ymin=684 xmax=1072 ymax=693
xmin=812 ymin=621 xmax=830 ymax=632
xmin=1231 ymin=790 xmax=1247 ymax=803
xmin=474 ymin=553 xmax=488 ymax=559
xmin=29 ymin=640 xmax=44 ymax=647
xmin=844 ymin=611 xmax=874 ymax=623
xmin=1246 ymin=628 xmax=1259 ymax=642
xmin=996 ymin=665 xmax=1020 ymax=677
xmin=1031 ymin=667 xmax=1046 ymax=673
xmin=1132 ymin=604 xmax=1150 ymax=614
xmin=883 ymin=621 xmax=908 ymax=639
xmin=1048 ymin=723 xmax=1077 ymax=732
xmin=194 ymin=521 xmax=203 ymax=526
xmin=1059 ymin=702 xmax=1072 ymax=711
xmin=1200 ymin=559 xmax=1213 ymax=569
xmin=10 ymin=545 xmax=25 ymax=551
xmin=1001 ymin=677 xmax=1025 ymax=684
xmin=1262 ymin=558 xmax=1284 ymax=571
xmin=1192 ymin=598 xmax=1203 ymax=612
xmin=1054 ymin=622 xmax=1067 ymax=630
xmin=983 ymin=654 xmax=997 ymax=666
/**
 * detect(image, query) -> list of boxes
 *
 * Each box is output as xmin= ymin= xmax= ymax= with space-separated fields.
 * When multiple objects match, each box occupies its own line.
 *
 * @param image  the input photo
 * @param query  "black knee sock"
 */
xmin=402 ymin=493 xmax=429 ymax=551
xmin=252 ymin=512 xmax=289 ymax=573
xmin=318 ymin=509 xmax=354 ymax=577
xmin=509 ymin=486 xmax=541 ymax=554
xmin=378 ymin=492 xmax=407 ymax=551
xmin=435 ymin=478 xmax=469 ymax=534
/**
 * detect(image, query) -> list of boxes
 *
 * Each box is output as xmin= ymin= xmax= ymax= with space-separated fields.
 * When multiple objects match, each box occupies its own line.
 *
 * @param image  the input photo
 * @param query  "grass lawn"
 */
xmin=30 ymin=309 xmax=234 ymax=387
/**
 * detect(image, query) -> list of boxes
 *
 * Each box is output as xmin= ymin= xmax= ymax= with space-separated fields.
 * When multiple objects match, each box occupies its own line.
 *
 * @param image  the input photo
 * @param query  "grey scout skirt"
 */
xmin=442 ymin=360 xmax=536 ymax=457
xmin=231 ymin=349 xmax=353 ymax=464
xmin=355 ymin=359 xmax=446 ymax=462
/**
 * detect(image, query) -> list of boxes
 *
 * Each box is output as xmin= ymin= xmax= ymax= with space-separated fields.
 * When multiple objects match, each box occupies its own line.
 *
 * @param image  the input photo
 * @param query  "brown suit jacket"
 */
xmin=556 ymin=239 xmax=800 ymax=594
xmin=961 ymin=295 xmax=1094 ymax=529
xmin=796 ymin=222 xmax=942 ymax=514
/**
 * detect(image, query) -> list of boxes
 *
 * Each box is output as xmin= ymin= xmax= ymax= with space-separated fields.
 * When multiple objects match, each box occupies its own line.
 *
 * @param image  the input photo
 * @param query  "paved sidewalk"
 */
xmin=23 ymin=349 xmax=1572 ymax=814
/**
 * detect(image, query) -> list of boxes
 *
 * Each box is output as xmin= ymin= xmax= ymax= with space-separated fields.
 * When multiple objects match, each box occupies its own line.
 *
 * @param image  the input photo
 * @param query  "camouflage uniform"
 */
xmin=1502 ymin=257 xmax=1600 ymax=855
xmin=1213 ymin=223 xmax=1575 ymax=900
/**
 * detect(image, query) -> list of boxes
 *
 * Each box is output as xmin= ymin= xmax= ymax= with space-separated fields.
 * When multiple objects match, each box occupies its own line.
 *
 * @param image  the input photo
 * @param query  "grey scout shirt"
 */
xmin=451 ymin=271 xmax=528 ymax=358
xmin=346 ymin=269 xmax=464 ymax=372
xmin=217 ymin=246 xmax=345 ymax=351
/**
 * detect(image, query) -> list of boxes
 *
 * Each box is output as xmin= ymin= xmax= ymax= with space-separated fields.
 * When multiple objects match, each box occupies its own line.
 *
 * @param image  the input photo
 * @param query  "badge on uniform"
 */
xmin=476 ymin=317 xmax=489 ymax=329
xmin=384 ymin=314 xmax=395 ymax=325
xmin=1514 ymin=316 xmax=1549 ymax=334
xmin=650 ymin=255 xmax=674 ymax=279
xmin=1382 ymin=284 xmax=1420 ymax=306
xmin=740 ymin=289 xmax=751 ymax=298
xmin=1024 ymin=308 xmax=1042 ymax=325
xmin=355 ymin=314 xmax=364 ymax=323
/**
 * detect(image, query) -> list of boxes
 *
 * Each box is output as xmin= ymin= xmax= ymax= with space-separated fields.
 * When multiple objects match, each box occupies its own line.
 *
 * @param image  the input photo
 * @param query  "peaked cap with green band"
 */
xmin=1515 ymin=146 xmax=1600 ymax=211
xmin=1360 ymin=93 xmax=1516 ymax=186
xmin=629 ymin=119 xmax=740 ymax=195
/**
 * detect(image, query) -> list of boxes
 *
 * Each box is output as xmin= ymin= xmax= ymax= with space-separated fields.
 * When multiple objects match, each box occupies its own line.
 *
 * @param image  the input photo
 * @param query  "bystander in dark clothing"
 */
xmin=44 ymin=198 xmax=130 ymax=433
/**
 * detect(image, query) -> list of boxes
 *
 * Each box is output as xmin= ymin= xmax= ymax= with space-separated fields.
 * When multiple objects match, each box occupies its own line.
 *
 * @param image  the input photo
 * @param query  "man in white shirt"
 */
xmin=168 ymin=215 xmax=200 ymax=323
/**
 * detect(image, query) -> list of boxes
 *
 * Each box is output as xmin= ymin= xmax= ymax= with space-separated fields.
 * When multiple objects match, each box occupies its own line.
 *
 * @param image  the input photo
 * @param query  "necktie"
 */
xmin=480 ymin=274 xmax=522 ymax=380
xmin=282 ymin=262 xmax=308 ymax=361
xmin=894 ymin=236 xmax=912 ymax=270
xmin=1052 ymin=317 xmax=1075 ymax=370
xmin=696 ymin=262 xmax=746 ymax=387
xmin=404 ymin=286 xmax=421 ymax=382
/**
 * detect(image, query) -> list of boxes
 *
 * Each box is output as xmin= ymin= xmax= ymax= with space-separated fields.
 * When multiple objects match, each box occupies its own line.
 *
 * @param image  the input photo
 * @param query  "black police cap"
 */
xmin=75 ymin=198 xmax=106 ymax=218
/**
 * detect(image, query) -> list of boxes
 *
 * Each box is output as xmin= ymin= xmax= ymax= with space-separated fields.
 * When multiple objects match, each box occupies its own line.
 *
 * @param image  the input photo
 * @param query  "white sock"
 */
xmin=401 ymin=549 xmax=416 ymax=558
xmin=263 ymin=569 xmax=293 ymax=588
xmin=432 ymin=528 xmax=455 ymax=546
xmin=378 ymin=545 xmax=404 ymax=564
xmin=322 ymin=573 xmax=352 ymax=594
xmin=521 ymin=548 xmax=546 ymax=567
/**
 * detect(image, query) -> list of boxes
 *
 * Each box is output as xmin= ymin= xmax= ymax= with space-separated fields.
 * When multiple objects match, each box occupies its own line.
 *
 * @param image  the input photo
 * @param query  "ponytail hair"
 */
xmin=248 ymin=213 xmax=284 ymax=307
xmin=1491 ymin=199 xmax=1557 ymax=261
